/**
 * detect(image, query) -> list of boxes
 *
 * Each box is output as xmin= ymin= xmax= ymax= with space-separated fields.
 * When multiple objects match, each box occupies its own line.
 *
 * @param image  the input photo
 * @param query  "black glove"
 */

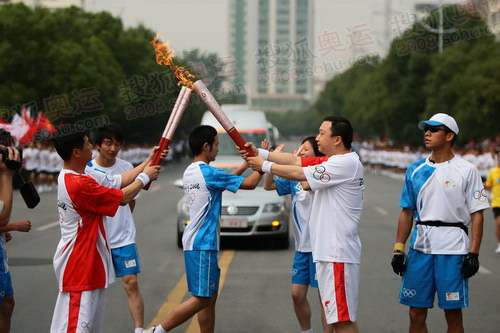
xmin=391 ymin=250 xmax=406 ymax=276
xmin=462 ymin=252 xmax=479 ymax=278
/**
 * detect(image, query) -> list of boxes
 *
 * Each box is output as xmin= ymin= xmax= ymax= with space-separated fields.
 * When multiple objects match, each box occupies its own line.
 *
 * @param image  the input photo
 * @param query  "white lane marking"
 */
xmin=151 ymin=185 xmax=160 ymax=192
xmin=375 ymin=206 xmax=389 ymax=216
xmin=36 ymin=221 xmax=59 ymax=231
xmin=478 ymin=265 xmax=492 ymax=275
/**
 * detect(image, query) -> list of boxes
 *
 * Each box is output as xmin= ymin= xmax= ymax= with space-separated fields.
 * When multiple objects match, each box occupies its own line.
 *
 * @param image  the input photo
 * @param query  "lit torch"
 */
xmin=144 ymin=35 xmax=196 ymax=189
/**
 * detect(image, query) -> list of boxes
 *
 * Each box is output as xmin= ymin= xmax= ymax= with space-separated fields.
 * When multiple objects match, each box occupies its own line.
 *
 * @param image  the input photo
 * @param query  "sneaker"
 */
xmin=143 ymin=328 xmax=156 ymax=333
xmin=495 ymin=244 xmax=500 ymax=254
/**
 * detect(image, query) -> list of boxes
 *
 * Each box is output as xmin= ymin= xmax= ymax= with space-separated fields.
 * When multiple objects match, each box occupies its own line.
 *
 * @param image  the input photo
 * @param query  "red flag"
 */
xmin=37 ymin=112 xmax=56 ymax=133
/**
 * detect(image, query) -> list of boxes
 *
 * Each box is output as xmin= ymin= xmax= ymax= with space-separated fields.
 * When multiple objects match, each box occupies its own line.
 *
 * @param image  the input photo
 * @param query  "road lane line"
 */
xmin=375 ymin=206 xmax=389 ymax=216
xmin=185 ymin=250 xmax=236 ymax=333
xmin=151 ymin=184 xmax=160 ymax=192
xmin=35 ymin=221 xmax=59 ymax=231
xmin=478 ymin=265 xmax=492 ymax=274
xmin=147 ymin=250 xmax=236 ymax=331
xmin=148 ymin=274 xmax=188 ymax=327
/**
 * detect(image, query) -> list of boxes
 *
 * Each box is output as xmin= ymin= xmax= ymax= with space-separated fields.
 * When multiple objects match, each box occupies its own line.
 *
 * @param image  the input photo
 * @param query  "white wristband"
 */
xmin=262 ymin=161 xmax=275 ymax=174
xmin=258 ymin=148 xmax=269 ymax=160
xmin=136 ymin=172 xmax=150 ymax=187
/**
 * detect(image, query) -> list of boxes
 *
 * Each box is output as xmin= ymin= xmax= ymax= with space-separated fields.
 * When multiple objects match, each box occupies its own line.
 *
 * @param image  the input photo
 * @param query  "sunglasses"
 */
xmin=424 ymin=126 xmax=446 ymax=133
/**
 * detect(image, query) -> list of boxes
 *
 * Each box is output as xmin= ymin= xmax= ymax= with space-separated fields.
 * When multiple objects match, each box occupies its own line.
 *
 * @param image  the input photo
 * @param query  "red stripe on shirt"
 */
xmin=67 ymin=291 xmax=82 ymax=333
xmin=301 ymin=156 xmax=328 ymax=167
xmin=334 ymin=263 xmax=350 ymax=322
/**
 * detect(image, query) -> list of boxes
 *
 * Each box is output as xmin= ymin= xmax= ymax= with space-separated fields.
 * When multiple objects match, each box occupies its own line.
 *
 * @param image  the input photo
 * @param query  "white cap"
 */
xmin=418 ymin=113 xmax=459 ymax=135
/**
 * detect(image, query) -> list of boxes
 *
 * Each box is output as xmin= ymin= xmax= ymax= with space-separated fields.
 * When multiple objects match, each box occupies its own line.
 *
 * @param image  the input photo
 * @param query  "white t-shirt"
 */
xmin=400 ymin=156 xmax=490 ymax=254
xmin=302 ymin=152 xmax=364 ymax=264
xmin=85 ymin=158 xmax=137 ymax=249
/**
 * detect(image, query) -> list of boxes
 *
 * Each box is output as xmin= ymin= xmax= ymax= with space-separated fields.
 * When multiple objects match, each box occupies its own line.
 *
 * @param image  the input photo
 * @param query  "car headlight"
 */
xmin=263 ymin=203 xmax=284 ymax=213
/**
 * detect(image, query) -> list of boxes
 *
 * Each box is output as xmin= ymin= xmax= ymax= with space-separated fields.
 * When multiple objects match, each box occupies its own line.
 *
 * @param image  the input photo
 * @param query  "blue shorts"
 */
xmin=111 ymin=243 xmax=141 ymax=277
xmin=0 ymin=272 xmax=13 ymax=304
xmin=291 ymin=251 xmax=318 ymax=288
xmin=400 ymin=249 xmax=468 ymax=309
xmin=184 ymin=250 xmax=220 ymax=298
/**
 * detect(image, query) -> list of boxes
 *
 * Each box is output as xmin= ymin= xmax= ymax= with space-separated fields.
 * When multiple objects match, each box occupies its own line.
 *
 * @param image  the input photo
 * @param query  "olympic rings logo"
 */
xmin=80 ymin=321 xmax=92 ymax=331
xmin=311 ymin=165 xmax=332 ymax=183
xmin=472 ymin=189 xmax=488 ymax=203
xmin=402 ymin=288 xmax=416 ymax=298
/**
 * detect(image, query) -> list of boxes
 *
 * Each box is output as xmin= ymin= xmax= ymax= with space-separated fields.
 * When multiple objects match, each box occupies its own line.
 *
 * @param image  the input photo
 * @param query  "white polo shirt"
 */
xmin=302 ymin=152 xmax=364 ymax=264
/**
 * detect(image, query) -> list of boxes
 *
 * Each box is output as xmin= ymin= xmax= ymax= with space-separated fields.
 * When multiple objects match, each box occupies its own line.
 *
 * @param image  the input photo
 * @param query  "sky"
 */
xmin=86 ymin=0 xmax=458 ymax=81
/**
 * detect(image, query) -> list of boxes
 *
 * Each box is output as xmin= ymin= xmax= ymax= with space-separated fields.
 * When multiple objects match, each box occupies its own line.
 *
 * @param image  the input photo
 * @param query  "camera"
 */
xmin=0 ymin=146 xmax=23 ymax=170
xmin=0 ymin=129 xmax=39 ymax=208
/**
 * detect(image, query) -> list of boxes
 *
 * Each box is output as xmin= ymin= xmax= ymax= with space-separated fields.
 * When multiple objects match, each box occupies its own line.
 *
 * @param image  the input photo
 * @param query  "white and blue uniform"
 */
xmin=399 ymin=156 xmax=489 ymax=309
xmin=182 ymin=162 xmax=244 ymax=297
xmin=275 ymin=179 xmax=317 ymax=287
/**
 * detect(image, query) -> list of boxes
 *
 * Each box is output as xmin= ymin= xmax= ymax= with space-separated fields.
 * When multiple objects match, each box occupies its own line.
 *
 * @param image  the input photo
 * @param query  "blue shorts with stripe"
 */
xmin=111 ymin=243 xmax=141 ymax=277
xmin=400 ymin=249 xmax=468 ymax=309
xmin=291 ymin=251 xmax=318 ymax=288
xmin=0 ymin=272 xmax=13 ymax=305
xmin=184 ymin=250 xmax=220 ymax=298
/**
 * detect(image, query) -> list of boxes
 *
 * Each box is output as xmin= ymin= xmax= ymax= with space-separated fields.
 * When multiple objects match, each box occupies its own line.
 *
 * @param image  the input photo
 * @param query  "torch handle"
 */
xmin=227 ymin=128 xmax=255 ymax=157
xmin=143 ymin=137 xmax=171 ymax=190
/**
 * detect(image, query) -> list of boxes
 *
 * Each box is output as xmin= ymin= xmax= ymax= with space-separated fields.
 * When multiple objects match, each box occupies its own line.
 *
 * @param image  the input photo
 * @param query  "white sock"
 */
xmin=134 ymin=328 xmax=143 ymax=333
xmin=301 ymin=329 xmax=314 ymax=333
xmin=155 ymin=325 xmax=168 ymax=333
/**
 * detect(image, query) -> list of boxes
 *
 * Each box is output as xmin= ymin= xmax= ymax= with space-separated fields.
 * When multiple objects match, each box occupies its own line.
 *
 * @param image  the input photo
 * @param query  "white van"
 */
xmin=200 ymin=105 xmax=270 ymax=165
xmin=175 ymin=105 xmax=290 ymax=248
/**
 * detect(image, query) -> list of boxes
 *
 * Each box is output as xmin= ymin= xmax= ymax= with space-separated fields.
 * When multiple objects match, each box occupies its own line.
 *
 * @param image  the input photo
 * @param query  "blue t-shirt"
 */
xmin=182 ymin=162 xmax=244 ymax=251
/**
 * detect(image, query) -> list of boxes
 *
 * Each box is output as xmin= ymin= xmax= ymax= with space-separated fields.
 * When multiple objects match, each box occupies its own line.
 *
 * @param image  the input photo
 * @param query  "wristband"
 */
xmin=394 ymin=243 xmax=405 ymax=251
xmin=258 ymin=148 xmax=269 ymax=160
xmin=136 ymin=172 xmax=150 ymax=187
xmin=262 ymin=161 xmax=275 ymax=174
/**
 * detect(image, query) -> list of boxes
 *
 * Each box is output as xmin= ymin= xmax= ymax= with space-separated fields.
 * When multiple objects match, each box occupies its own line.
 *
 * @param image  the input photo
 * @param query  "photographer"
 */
xmin=0 ymin=129 xmax=24 ymax=332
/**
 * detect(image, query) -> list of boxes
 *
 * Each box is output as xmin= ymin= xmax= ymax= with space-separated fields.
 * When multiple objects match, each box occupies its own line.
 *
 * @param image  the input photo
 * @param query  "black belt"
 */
xmin=416 ymin=220 xmax=468 ymax=235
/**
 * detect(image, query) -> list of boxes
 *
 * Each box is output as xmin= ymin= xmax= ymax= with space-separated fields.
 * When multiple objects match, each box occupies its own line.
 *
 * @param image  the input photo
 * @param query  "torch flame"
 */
xmin=150 ymin=33 xmax=196 ymax=88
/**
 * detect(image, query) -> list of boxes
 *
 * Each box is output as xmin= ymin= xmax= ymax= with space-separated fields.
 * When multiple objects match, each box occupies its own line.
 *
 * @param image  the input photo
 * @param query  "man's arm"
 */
xmin=247 ymin=156 xmax=306 ymax=181
xmin=0 ymin=174 xmax=12 ymax=228
xmin=120 ymin=147 xmax=167 ymax=188
xmin=395 ymin=208 xmax=415 ymax=245
xmin=263 ymin=174 xmax=276 ymax=190
xmin=231 ymin=162 xmax=248 ymax=176
xmin=0 ymin=220 xmax=31 ymax=233
xmin=0 ymin=147 xmax=20 ymax=227
xmin=468 ymin=210 xmax=484 ymax=254
xmin=238 ymin=171 xmax=262 ymax=190
xmin=121 ymin=165 xmax=161 ymax=204
xmin=241 ymin=143 xmax=302 ymax=166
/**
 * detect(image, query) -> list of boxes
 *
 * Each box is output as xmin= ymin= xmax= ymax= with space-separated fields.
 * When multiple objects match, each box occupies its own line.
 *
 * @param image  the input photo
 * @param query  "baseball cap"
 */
xmin=418 ymin=113 xmax=459 ymax=135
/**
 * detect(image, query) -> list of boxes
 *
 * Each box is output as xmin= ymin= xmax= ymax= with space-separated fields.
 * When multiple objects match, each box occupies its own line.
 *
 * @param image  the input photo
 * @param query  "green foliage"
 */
xmin=0 ymin=4 xmax=224 ymax=143
xmin=304 ymin=4 xmax=499 ymax=145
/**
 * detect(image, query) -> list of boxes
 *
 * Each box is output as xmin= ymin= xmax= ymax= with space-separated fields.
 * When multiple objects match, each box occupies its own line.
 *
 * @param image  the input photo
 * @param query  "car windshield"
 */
xmin=217 ymin=132 xmax=267 ymax=156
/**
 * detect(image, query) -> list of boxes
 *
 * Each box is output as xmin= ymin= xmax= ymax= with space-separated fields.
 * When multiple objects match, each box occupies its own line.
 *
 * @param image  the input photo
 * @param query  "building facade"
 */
xmin=229 ymin=0 xmax=314 ymax=112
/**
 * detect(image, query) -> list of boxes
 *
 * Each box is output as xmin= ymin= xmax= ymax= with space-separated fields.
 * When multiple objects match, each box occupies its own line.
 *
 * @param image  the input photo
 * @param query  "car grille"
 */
xmin=221 ymin=206 xmax=259 ymax=216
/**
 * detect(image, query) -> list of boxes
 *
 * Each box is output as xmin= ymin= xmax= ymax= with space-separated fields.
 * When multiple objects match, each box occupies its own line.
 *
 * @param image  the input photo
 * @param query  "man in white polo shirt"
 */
xmin=391 ymin=113 xmax=489 ymax=332
xmin=244 ymin=116 xmax=364 ymax=333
